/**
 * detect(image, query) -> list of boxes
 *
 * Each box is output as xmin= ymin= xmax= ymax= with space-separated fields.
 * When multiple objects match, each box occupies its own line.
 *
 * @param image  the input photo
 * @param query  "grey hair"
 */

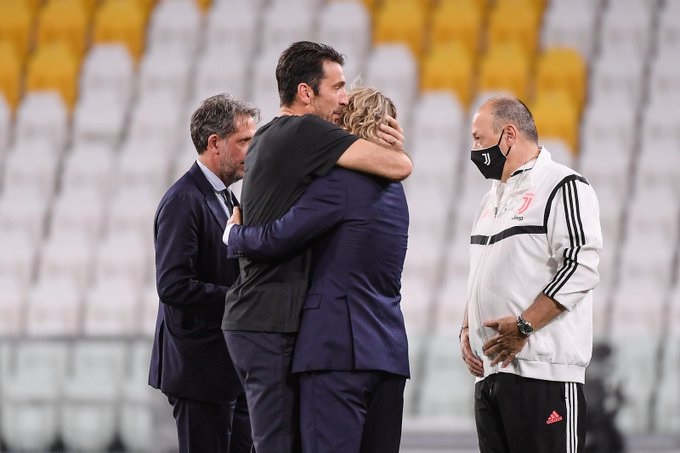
xmin=487 ymin=95 xmax=539 ymax=143
xmin=190 ymin=94 xmax=260 ymax=154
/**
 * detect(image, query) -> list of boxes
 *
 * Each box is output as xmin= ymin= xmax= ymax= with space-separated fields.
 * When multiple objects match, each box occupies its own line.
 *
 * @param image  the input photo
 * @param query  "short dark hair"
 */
xmin=488 ymin=95 xmax=539 ymax=143
xmin=190 ymin=94 xmax=260 ymax=154
xmin=276 ymin=41 xmax=345 ymax=107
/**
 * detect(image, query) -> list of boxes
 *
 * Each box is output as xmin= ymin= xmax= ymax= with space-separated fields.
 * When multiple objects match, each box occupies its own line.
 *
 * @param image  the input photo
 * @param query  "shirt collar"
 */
xmin=196 ymin=159 xmax=227 ymax=192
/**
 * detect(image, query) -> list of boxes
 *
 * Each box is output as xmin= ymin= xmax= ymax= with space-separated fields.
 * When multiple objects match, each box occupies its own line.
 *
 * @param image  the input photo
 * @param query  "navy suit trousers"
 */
xmin=299 ymin=371 xmax=406 ymax=453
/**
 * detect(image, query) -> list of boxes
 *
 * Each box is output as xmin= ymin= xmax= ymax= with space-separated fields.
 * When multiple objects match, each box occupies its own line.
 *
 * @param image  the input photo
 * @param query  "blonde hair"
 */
xmin=339 ymin=87 xmax=397 ymax=142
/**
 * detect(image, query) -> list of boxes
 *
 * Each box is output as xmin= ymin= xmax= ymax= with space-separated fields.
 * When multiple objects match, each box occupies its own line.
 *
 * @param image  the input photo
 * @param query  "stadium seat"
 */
xmin=0 ymin=95 xmax=10 ymax=155
xmin=249 ymin=47 xmax=288 ymax=124
xmin=541 ymin=0 xmax=598 ymax=61
xmin=25 ymin=276 xmax=83 ymax=336
xmin=261 ymin=0 xmax=316 ymax=55
xmin=0 ymin=42 xmax=22 ymax=111
xmin=420 ymin=42 xmax=475 ymax=107
xmin=119 ymin=340 xmax=155 ymax=451
xmin=61 ymin=339 xmax=128 ymax=452
xmin=317 ymin=0 xmax=372 ymax=83
xmin=61 ymin=143 xmax=116 ymax=198
xmin=0 ymin=276 xmax=26 ymax=336
xmin=192 ymin=46 xmax=250 ymax=103
xmin=80 ymin=43 xmax=135 ymax=107
xmin=373 ymin=0 xmax=427 ymax=61
xmin=116 ymin=137 xmax=174 ymax=196
xmin=37 ymin=230 xmax=96 ymax=293
xmin=599 ymin=0 xmax=653 ymax=59
xmin=647 ymin=54 xmax=680 ymax=113
xmin=147 ymin=0 xmax=202 ymax=57
xmin=1 ymin=340 xmax=69 ymax=452
xmin=486 ymin=1 xmax=541 ymax=57
xmin=635 ymin=136 xmax=680 ymax=196
xmin=580 ymin=96 xmax=636 ymax=156
xmin=529 ymin=91 xmax=580 ymax=152
xmin=578 ymin=135 xmax=630 ymax=195
xmin=205 ymin=0 xmax=260 ymax=60
xmin=608 ymin=277 xmax=665 ymax=434
xmin=589 ymin=46 xmax=645 ymax=107
xmin=140 ymin=282 xmax=160 ymax=336
xmin=72 ymin=90 xmax=128 ymax=148
xmin=138 ymin=47 xmax=193 ymax=105
xmin=620 ymin=221 xmax=675 ymax=286
xmin=534 ymin=47 xmax=587 ymax=113
xmin=420 ymin=334 xmax=476 ymax=425
xmin=83 ymin=277 xmax=140 ymax=336
xmin=92 ymin=0 xmax=146 ymax=61
xmin=641 ymin=95 xmax=680 ymax=146
xmin=36 ymin=0 xmax=89 ymax=63
xmin=25 ymin=43 xmax=80 ymax=109
xmin=400 ymin=274 xmax=436 ymax=329
xmin=92 ymin=232 xmax=150 ymax=290
xmin=364 ymin=44 xmax=419 ymax=124
xmin=127 ymin=93 xmax=184 ymax=148
xmin=429 ymin=0 xmax=484 ymax=57
xmin=0 ymin=229 xmax=37 ymax=292
xmin=14 ymin=91 xmax=69 ymax=154
xmin=0 ymin=1 xmax=33 ymax=60
xmin=478 ymin=43 xmax=531 ymax=101
xmin=108 ymin=185 xmax=160 ymax=241
xmin=0 ymin=184 xmax=50 ymax=243
xmin=540 ymin=138 xmax=575 ymax=167
xmin=49 ymin=187 xmax=106 ymax=243
xmin=410 ymin=91 xmax=464 ymax=153
xmin=435 ymin=274 xmax=468 ymax=334
xmin=2 ymin=138 xmax=60 ymax=197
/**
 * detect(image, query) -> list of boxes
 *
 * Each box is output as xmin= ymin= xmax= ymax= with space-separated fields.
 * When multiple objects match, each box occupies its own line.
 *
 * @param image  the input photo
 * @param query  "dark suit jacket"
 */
xmin=228 ymin=168 xmax=410 ymax=378
xmin=149 ymin=163 xmax=242 ymax=402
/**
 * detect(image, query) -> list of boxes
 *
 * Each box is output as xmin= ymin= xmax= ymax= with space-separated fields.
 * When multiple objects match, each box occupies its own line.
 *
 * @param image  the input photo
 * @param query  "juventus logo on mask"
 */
xmin=470 ymin=130 xmax=511 ymax=180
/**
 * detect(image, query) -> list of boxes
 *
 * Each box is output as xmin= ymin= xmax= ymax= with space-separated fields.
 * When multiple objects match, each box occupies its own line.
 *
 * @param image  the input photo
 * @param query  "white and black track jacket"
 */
xmin=466 ymin=149 xmax=603 ymax=384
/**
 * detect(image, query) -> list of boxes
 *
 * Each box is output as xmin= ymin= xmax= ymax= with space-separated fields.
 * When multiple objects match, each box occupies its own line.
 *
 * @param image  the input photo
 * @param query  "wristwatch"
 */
xmin=516 ymin=315 xmax=534 ymax=337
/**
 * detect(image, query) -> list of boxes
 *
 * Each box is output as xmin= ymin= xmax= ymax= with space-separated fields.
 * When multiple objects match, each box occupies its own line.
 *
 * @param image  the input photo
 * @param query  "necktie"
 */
xmin=218 ymin=189 xmax=234 ymax=215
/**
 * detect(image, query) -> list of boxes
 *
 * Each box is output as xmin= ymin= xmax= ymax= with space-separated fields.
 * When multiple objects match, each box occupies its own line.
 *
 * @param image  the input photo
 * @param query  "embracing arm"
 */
xmin=225 ymin=173 xmax=347 ymax=260
xmin=336 ymin=116 xmax=412 ymax=181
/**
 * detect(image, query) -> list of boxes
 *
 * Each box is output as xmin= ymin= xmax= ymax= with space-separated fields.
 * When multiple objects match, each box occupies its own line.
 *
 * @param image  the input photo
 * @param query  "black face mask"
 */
xmin=470 ymin=130 xmax=511 ymax=180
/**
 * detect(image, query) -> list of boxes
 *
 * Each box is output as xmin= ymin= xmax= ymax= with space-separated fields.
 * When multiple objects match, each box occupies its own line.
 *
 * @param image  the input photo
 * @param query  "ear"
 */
xmin=504 ymin=124 xmax=519 ymax=145
xmin=297 ymin=83 xmax=312 ymax=105
xmin=206 ymin=133 xmax=221 ymax=153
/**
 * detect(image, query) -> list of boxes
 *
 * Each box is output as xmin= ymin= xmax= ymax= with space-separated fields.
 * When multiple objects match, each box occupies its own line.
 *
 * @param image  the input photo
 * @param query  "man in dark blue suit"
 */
xmin=225 ymin=88 xmax=410 ymax=453
xmin=149 ymin=94 xmax=258 ymax=453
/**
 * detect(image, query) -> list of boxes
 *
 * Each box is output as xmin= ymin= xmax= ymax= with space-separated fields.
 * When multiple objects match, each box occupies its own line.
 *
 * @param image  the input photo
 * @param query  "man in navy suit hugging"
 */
xmin=225 ymin=88 xmax=410 ymax=453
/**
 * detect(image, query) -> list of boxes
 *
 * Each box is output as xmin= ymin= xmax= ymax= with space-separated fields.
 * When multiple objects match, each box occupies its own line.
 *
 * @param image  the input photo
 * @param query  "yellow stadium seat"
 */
xmin=25 ymin=43 xmax=80 ymax=109
xmin=494 ymin=0 xmax=545 ymax=16
xmin=195 ymin=0 xmax=212 ymax=13
xmin=421 ymin=42 xmax=475 ymax=106
xmin=0 ymin=2 xmax=33 ymax=60
xmin=430 ymin=0 xmax=484 ymax=56
xmin=0 ymin=42 xmax=23 ymax=111
xmin=534 ymin=47 xmax=587 ymax=112
xmin=92 ymin=0 xmax=146 ymax=61
xmin=486 ymin=2 xmax=541 ymax=57
xmin=360 ymin=0 xmax=382 ymax=15
xmin=131 ymin=0 xmax=157 ymax=23
xmin=37 ymin=0 xmax=90 ymax=63
xmin=478 ymin=43 xmax=531 ymax=100
xmin=374 ymin=0 xmax=427 ymax=60
xmin=530 ymin=91 xmax=580 ymax=153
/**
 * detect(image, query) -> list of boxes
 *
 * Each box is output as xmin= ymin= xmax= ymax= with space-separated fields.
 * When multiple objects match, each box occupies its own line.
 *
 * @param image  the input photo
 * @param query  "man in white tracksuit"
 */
xmin=459 ymin=95 xmax=603 ymax=453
